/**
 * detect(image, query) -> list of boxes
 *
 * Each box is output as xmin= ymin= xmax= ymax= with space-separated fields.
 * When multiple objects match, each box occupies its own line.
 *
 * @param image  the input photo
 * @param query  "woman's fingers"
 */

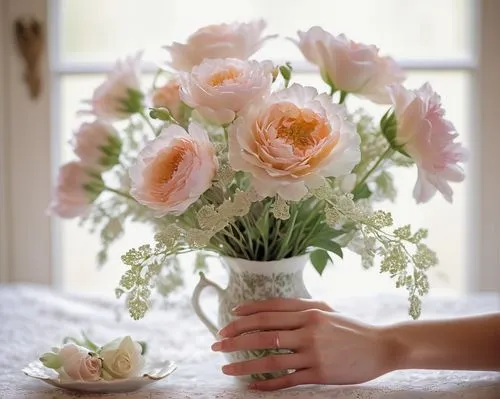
xmin=232 ymin=298 xmax=333 ymax=316
xmin=221 ymin=353 xmax=308 ymax=376
xmin=248 ymin=369 xmax=317 ymax=391
xmin=212 ymin=329 xmax=305 ymax=352
xmin=218 ymin=311 xmax=308 ymax=338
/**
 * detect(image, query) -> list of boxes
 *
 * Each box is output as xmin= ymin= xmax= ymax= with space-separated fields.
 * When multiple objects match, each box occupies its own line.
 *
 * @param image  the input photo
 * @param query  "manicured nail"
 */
xmin=231 ymin=306 xmax=242 ymax=315
xmin=221 ymin=364 xmax=233 ymax=374
xmin=217 ymin=327 xmax=228 ymax=337
xmin=211 ymin=341 xmax=222 ymax=351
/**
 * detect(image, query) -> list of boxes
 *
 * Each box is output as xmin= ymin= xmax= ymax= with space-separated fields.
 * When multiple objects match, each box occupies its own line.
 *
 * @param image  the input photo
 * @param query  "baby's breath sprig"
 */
xmin=319 ymin=192 xmax=437 ymax=319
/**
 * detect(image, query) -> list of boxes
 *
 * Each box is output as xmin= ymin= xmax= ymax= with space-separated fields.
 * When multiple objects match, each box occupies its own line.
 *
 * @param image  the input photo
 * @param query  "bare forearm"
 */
xmin=384 ymin=313 xmax=500 ymax=371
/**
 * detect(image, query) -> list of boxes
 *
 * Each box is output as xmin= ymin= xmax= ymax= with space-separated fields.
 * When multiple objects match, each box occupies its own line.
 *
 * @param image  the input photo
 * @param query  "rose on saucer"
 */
xmin=40 ymin=334 xmax=146 ymax=381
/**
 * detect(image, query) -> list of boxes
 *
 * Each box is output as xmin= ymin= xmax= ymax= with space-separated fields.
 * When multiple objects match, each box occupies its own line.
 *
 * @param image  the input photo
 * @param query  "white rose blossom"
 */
xmin=100 ymin=336 xmax=145 ymax=379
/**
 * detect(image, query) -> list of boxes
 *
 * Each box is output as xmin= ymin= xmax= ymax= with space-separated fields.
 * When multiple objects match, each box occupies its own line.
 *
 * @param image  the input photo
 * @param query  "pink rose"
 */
xmin=164 ymin=20 xmax=276 ymax=71
xmin=82 ymin=53 xmax=143 ymax=120
xmin=228 ymin=83 xmax=360 ymax=200
xmin=179 ymin=58 xmax=272 ymax=125
xmin=48 ymin=161 xmax=102 ymax=218
xmin=129 ymin=123 xmax=218 ymax=216
xmin=71 ymin=121 xmax=121 ymax=170
xmin=292 ymin=27 xmax=405 ymax=104
xmin=57 ymin=344 xmax=101 ymax=381
xmin=388 ymin=83 xmax=467 ymax=203
xmin=151 ymin=78 xmax=185 ymax=122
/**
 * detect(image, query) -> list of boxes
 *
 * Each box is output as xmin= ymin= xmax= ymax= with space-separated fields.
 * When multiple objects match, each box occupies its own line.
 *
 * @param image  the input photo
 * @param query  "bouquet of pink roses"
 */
xmin=49 ymin=21 xmax=466 ymax=320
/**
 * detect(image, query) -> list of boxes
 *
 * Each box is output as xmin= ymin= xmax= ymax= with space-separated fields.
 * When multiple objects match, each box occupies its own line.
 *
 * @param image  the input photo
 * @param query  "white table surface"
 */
xmin=1 ymin=283 xmax=500 ymax=399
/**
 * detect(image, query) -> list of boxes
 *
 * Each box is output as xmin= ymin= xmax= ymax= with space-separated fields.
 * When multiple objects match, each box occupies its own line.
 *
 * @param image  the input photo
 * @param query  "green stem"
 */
xmin=239 ymin=215 xmax=255 ymax=258
xmin=104 ymin=186 xmax=135 ymax=201
xmin=221 ymin=226 xmax=250 ymax=258
xmin=354 ymin=146 xmax=393 ymax=192
xmin=277 ymin=205 xmax=298 ymax=259
xmin=139 ymin=109 xmax=158 ymax=137
xmin=339 ymin=91 xmax=348 ymax=104
xmin=151 ymin=68 xmax=163 ymax=90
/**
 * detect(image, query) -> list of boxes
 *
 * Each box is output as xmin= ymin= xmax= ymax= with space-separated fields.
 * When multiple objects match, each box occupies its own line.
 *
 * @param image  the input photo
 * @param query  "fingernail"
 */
xmin=211 ymin=341 xmax=222 ymax=351
xmin=221 ymin=364 xmax=233 ymax=374
xmin=217 ymin=327 xmax=228 ymax=337
xmin=231 ymin=306 xmax=242 ymax=315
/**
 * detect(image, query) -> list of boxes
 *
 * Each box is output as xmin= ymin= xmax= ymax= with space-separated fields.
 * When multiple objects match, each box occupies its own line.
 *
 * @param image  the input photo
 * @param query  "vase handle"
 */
xmin=191 ymin=272 xmax=224 ymax=338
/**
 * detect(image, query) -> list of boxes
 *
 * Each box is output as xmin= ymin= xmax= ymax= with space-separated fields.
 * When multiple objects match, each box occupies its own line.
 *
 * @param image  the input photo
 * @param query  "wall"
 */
xmin=0 ymin=0 xmax=52 ymax=284
xmin=0 ymin=0 xmax=10 ymax=282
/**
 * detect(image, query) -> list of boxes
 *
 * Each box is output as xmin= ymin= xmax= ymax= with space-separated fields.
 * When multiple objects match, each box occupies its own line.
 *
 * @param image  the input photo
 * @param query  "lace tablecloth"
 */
xmin=1 ymin=284 xmax=500 ymax=399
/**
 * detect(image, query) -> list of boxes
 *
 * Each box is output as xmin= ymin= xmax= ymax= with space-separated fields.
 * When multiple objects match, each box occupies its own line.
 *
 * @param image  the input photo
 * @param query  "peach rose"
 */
xmin=164 ymin=20 xmax=276 ymax=71
xmin=151 ymin=78 xmax=185 ymax=122
xmin=228 ymin=83 xmax=361 ymax=200
xmin=129 ymin=123 xmax=218 ymax=216
xmin=388 ymin=83 xmax=467 ymax=203
xmin=83 ymin=53 xmax=143 ymax=120
xmin=292 ymin=27 xmax=405 ymax=104
xmin=71 ymin=121 xmax=121 ymax=170
xmin=48 ymin=161 xmax=103 ymax=218
xmin=179 ymin=58 xmax=272 ymax=125
xmin=57 ymin=344 xmax=101 ymax=381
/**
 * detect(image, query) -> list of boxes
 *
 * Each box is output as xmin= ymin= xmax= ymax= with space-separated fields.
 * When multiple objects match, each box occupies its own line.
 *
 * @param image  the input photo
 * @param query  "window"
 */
xmin=4 ymin=0 xmax=499 ymax=297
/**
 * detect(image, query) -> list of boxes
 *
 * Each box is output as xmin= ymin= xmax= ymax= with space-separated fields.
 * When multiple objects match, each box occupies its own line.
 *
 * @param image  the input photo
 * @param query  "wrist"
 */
xmin=378 ymin=323 xmax=411 ymax=372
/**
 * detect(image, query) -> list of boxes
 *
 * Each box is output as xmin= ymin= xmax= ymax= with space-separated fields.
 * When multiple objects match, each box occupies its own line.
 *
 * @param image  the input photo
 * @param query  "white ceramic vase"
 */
xmin=191 ymin=254 xmax=311 ymax=380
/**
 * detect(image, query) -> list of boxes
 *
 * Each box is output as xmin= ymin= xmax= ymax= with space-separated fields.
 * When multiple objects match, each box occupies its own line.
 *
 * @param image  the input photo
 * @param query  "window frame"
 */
xmin=1 ymin=0 xmax=498 ymax=292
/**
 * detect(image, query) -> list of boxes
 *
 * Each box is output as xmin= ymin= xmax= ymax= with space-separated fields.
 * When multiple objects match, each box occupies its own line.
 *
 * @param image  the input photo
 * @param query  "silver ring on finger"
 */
xmin=274 ymin=331 xmax=281 ymax=350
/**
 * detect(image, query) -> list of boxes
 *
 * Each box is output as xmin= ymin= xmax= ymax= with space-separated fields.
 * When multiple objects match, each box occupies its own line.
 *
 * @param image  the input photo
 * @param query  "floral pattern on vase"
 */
xmin=192 ymin=255 xmax=311 ymax=380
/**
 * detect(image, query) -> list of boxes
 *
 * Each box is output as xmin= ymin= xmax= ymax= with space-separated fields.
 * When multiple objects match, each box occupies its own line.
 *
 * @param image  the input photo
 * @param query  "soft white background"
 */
xmin=0 ymin=0 xmax=499 ymax=297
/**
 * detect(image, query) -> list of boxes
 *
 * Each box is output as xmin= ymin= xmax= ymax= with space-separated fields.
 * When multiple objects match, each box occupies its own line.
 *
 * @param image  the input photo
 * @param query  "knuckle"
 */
xmin=305 ymin=309 xmax=325 ymax=323
xmin=251 ymin=331 xmax=272 ymax=348
xmin=315 ymin=300 xmax=333 ymax=312
xmin=264 ymin=355 xmax=281 ymax=370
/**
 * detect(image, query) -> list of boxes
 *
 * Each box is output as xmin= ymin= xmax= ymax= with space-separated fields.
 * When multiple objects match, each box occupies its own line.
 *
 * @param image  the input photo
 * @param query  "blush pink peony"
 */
xmin=129 ymin=123 xmax=218 ymax=216
xmin=228 ymin=83 xmax=361 ymax=200
xmin=71 ymin=120 xmax=121 ymax=170
xmin=388 ymin=83 xmax=468 ymax=203
xmin=164 ymin=20 xmax=276 ymax=71
xmin=151 ymin=77 xmax=185 ymax=122
xmin=83 ymin=53 xmax=143 ymax=120
xmin=292 ymin=27 xmax=405 ymax=104
xmin=179 ymin=58 xmax=273 ymax=125
xmin=48 ymin=161 xmax=101 ymax=218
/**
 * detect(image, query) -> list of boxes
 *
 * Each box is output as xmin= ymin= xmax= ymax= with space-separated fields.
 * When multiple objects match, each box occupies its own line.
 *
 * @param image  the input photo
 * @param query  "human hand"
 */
xmin=211 ymin=298 xmax=396 ymax=391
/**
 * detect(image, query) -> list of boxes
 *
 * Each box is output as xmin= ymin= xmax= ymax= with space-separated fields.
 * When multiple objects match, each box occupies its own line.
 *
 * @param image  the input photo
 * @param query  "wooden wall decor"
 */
xmin=14 ymin=18 xmax=44 ymax=99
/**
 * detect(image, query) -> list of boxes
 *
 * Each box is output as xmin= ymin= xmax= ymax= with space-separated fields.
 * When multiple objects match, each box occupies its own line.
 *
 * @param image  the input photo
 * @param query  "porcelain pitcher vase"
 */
xmin=191 ymin=254 xmax=311 ymax=380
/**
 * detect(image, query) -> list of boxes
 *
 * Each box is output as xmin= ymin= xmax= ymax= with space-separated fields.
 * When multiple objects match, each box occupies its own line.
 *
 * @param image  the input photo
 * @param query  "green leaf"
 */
xmin=352 ymin=183 xmax=372 ymax=200
xmin=81 ymin=332 xmax=99 ymax=352
xmin=310 ymin=249 xmax=331 ymax=275
xmin=138 ymin=341 xmax=148 ymax=355
xmin=40 ymin=352 xmax=62 ymax=370
xmin=310 ymin=239 xmax=343 ymax=259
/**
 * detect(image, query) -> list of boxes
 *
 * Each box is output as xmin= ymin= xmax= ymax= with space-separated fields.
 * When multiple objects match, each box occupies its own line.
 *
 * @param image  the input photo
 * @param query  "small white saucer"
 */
xmin=23 ymin=359 xmax=177 ymax=393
